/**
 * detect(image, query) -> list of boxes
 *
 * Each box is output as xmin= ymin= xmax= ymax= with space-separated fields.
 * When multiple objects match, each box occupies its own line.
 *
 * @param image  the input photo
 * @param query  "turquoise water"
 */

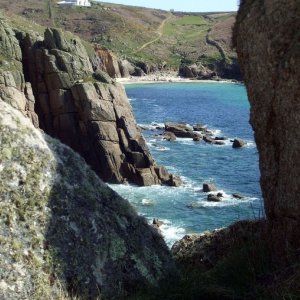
xmin=110 ymin=82 xmax=263 ymax=246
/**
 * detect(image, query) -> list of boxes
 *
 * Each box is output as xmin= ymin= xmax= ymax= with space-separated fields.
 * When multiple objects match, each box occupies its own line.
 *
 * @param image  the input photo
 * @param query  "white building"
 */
xmin=57 ymin=0 xmax=91 ymax=7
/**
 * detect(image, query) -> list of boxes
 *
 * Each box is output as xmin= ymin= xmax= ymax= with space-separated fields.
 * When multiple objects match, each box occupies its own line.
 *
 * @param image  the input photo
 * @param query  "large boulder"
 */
xmin=232 ymin=138 xmax=246 ymax=148
xmin=203 ymin=183 xmax=217 ymax=192
xmin=165 ymin=122 xmax=200 ymax=139
xmin=163 ymin=131 xmax=177 ymax=141
xmin=234 ymin=0 xmax=300 ymax=254
xmin=207 ymin=194 xmax=222 ymax=202
xmin=0 ymin=100 xmax=175 ymax=300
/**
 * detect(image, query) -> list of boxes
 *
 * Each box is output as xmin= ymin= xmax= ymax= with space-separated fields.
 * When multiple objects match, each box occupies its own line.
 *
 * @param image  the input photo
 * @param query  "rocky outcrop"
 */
xmin=234 ymin=0 xmax=300 ymax=254
xmin=207 ymin=194 xmax=222 ymax=202
xmin=0 ymin=100 xmax=175 ymax=300
xmin=165 ymin=122 xmax=200 ymax=139
xmin=179 ymin=60 xmax=242 ymax=81
xmin=232 ymin=138 xmax=246 ymax=148
xmin=0 ymin=19 xmax=38 ymax=127
xmin=94 ymin=45 xmax=130 ymax=78
xmin=179 ymin=63 xmax=216 ymax=80
xmin=11 ymin=26 xmax=176 ymax=186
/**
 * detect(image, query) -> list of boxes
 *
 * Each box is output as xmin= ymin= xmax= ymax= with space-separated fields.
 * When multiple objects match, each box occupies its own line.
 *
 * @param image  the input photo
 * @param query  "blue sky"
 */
xmin=98 ymin=0 xmax=239 ymax=12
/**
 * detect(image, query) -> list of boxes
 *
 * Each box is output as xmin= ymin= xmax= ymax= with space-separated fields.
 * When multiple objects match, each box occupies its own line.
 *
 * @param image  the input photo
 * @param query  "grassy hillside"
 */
xmin=0 ymin=0 xmax=237 ymax=74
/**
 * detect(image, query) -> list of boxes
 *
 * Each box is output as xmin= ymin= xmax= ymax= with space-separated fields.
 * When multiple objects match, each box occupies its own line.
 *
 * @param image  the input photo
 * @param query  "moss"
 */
xmin=109 ymin=234 xmax=127 ymax=261
xmin=131 ymin=255 xmax=156 ymax=286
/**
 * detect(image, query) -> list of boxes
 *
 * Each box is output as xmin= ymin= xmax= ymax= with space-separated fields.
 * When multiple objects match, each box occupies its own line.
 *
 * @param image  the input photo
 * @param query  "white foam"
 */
xmin=148 ymin=218 xmax=186 ymax=247
xmin=138 ymin=122 xmax=165 ymax=131
xmin=141 ymin=198 xmax=155 ymax=206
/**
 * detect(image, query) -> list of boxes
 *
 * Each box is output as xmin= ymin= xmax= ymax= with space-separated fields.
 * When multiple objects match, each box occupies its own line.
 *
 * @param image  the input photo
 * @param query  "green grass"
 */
xmin=173 ymin=15 xmax=208 ymax=26
xmin=0 ymin=1 xmax=237 ymax=73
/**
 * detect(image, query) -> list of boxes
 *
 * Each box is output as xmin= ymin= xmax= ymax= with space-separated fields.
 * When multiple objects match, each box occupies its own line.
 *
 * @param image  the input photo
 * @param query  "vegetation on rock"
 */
xmin=0 ymin=100 xmax=175 ymax=299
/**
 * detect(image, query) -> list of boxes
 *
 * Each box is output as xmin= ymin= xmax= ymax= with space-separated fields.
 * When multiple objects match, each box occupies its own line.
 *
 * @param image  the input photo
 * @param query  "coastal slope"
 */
xmin=0 ymin=0 xmax=241 ymax=80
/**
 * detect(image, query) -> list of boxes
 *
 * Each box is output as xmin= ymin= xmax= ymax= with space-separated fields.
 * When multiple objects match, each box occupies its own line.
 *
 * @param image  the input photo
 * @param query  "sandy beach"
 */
xmin=116 ymin=73 xmax=237 ymax=85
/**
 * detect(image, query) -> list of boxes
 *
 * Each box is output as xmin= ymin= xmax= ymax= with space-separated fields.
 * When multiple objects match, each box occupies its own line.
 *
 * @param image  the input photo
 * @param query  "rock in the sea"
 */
xmin=232 ymin=193 xmax=244 ymax=199
xmin=153 ymin=218 xmax=164 ymax=228
xmin=193 ymin=123 xmax=206 ymax=131
xmin=165 ymin=122 xmax=196 ymax=138
xmin=207 ymin=194 xmax=222 ymax=202
xmin=232 ymin=138 xmax=246 ymax=148
xmin=168 ymin=174 xmax=182 ymax=187
xmin=203 ymin=135 xmax=214 ymax=143
xmin=214 ymin=140 xmax=226 ymax=145
xmin=203 ymin=183 xmax=217 ymax=192
xmin=163 ymin=131 xmax=177 ymax=141
xmin=0 ymin=100 xmax=175 ymax=300
xmin=217 ymin=192 xmax=224 ymax=198
xmin=193 ymin=135 xmax=202 ymax=141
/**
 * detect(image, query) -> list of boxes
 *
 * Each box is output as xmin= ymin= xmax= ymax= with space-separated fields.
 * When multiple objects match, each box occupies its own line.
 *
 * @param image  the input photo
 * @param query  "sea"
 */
xmin=110 ymin=82 xmax=263 ymax=247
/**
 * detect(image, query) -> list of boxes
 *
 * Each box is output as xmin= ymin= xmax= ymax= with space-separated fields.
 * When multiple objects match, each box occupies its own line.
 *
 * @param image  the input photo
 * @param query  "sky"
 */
xmin=97 ymin=0 xmax=239 ymax=12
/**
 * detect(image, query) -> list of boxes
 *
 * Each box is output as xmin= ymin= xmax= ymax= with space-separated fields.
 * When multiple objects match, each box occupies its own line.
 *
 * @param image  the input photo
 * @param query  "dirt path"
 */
xmin=133 ymin=13 xmax=173 ymax=53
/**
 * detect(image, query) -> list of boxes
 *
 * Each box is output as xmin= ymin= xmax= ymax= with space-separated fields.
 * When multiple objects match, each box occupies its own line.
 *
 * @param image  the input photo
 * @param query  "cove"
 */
xmin=110 ymin=82 xmax=263 ymax=246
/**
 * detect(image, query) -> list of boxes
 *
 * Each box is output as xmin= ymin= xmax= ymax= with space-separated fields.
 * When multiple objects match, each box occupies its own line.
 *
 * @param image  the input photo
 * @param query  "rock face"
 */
xmin=234 ymin=0 xmax=300 ymax=253
xmin=0 ymin=100 xmax=175 ymax=300
xmin=6 ymin=26 xmax=175 ymax=186
xmin=0 ymin=19 xmax=38 ymax=127
xmin=203 ymin=183 xmax=217 ymax=192
xmin=94 ymin=45 xmax=135 ymax=78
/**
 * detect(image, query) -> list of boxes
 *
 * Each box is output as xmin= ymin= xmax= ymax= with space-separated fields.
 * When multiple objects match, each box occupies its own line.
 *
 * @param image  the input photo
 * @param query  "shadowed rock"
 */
xmin=232 ymin=138 xmax=246 ymax=148
xmin=203 ymin=183 xmax=217 ymax=192
xmin=0 ymin=100 xmax=175 ymax=300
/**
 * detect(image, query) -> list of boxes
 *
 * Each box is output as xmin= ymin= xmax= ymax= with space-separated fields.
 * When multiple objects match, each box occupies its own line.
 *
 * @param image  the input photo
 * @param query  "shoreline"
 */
xmin=116 ymin=75 xmax=241 ymax=85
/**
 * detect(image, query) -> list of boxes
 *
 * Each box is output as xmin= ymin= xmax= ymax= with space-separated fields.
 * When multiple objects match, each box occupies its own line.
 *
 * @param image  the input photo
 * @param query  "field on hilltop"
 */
xmin=0 ymin=0 xmax=239 ymax=78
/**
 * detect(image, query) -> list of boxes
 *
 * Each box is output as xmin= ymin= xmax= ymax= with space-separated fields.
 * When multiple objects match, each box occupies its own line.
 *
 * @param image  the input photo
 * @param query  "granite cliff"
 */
xmin=234 ymin=0 xmax=300 ymax=255
xmin=0 ymin=17 xmax=178 ymax=186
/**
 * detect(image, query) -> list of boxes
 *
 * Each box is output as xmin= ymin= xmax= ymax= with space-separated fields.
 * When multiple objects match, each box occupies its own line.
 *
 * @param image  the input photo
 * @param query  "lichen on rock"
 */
xmin=0 ymin=100 xmax=175 ymax=299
